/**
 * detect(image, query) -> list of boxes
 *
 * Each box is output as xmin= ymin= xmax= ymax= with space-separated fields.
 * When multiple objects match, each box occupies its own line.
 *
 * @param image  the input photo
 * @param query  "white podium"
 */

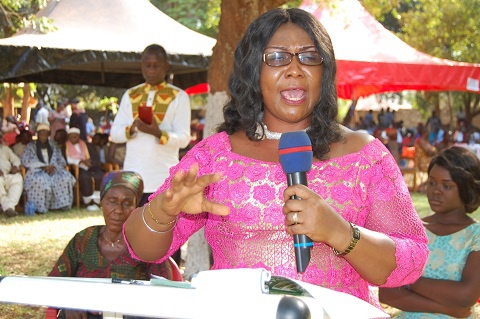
xmin=0 ymin=269 xmax=388 ymax=318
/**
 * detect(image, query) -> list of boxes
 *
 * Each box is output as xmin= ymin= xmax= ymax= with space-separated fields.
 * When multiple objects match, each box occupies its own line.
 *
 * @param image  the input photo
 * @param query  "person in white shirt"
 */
xmin=0 ymin=131 xmax=23 ymax=217
xmin=110 ymin=44 xmax=191 ymax=206
xmin=34 ymin=101 xmax=50 ymax=128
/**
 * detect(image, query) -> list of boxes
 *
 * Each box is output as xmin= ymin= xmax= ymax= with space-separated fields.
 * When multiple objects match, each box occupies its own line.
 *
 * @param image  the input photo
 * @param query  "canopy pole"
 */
xmin=101 ymin=62 xmax=105 ymax=84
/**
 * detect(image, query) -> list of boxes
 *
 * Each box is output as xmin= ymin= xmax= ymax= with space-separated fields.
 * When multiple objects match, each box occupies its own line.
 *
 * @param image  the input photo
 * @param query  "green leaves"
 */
xmin=0 ymin=0 xmax=52 ymax=37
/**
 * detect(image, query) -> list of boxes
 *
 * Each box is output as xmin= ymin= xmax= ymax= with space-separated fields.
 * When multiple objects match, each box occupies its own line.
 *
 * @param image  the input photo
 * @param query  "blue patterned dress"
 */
xmin=21 ymin=141 xmax=76 ymax=213
xmin=396 ymin=222 xmax=480 ymax=318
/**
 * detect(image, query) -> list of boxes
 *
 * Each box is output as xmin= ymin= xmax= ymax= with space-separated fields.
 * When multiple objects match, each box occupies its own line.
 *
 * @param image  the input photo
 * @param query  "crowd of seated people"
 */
xmin=351 ymin=108 xmax=480 ymax=193
xmin=0 ymin=110 xmax=127 ymax=217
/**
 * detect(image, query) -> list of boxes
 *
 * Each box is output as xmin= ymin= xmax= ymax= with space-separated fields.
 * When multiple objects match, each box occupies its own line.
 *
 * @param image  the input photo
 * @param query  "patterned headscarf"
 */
xmin=100 ymin=171 xmax=144 ymax=203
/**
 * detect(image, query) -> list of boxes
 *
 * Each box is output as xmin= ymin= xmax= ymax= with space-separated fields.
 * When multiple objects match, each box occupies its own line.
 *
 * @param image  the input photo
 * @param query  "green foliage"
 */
xmin=151 ymin=0 xmax=303 ymax=37
xmin=150 ymin=0 xmax=221 ymax=37
xmin=0 ymin=0 xmax=54 ymax=38
xmin=283 ymin=0 xmax=303 ymax=8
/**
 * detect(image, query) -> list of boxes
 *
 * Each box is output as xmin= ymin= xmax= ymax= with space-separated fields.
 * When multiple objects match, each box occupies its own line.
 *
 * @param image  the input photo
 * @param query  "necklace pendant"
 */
xmin=111 ymin=242 xmax=115 ymax=247
xmin=255 ymin=122 xmax=309 ymax=140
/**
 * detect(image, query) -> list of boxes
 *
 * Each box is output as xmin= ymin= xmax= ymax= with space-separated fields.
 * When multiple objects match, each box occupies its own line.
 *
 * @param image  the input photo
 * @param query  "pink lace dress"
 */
xmin=130 ymin=132 xmax=428 ymax=305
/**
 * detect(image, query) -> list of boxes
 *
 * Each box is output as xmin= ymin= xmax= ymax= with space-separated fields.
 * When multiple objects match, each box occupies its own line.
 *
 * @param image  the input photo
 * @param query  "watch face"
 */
xmin=353 ymin=226 xmax=361 ymax=240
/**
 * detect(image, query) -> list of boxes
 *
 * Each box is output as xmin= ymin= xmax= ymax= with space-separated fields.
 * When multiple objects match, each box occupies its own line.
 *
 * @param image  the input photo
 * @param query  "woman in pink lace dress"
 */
xmin=124 ymin=8 xmax=428 ymax=307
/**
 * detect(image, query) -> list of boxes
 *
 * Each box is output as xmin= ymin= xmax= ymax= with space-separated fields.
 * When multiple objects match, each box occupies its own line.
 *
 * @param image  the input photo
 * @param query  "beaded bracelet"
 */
xmin=147 ymin=202 xmax=176 ymax=226
xmin=333 ymin=222 xmax=361 ymax=257
xmin=141 ymin=205 xmax=176 ymax=234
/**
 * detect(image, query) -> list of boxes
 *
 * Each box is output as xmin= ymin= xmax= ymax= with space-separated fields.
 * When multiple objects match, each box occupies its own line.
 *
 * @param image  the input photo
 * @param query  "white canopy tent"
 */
xmin=0 ymin=0 xmax=216 ymax=88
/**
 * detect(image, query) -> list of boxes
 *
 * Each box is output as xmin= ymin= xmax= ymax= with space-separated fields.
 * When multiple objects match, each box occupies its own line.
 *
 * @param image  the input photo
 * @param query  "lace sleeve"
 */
xmin=147 ymin=139 xmax=217 ymax=263
xmin=363 ymin=148 xmax=429 ymax=287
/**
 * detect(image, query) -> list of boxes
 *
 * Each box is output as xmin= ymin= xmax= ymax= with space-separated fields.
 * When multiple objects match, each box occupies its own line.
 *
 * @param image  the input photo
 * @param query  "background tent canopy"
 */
xmin=0 ymin=0 xmax=216 ymax=89
xmin=300 ymin=0 xmax=480 ymax=99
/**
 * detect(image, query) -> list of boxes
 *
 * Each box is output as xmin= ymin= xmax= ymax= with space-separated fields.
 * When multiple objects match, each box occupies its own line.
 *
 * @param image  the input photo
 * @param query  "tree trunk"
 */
xmin=2 ymin=85 xmax=14 ymax=119
xmin=186 ymin=0 xmax=287 ymax=279
xmin=21 ymin=85 xmax=32 ymax=123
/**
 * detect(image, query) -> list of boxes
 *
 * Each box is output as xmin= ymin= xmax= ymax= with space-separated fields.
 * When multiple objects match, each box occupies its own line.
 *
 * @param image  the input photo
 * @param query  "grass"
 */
xmin=0 ymin=193 xmax=478 ymax=319
xmin=0 ymin=209 xmax=104 ymax=319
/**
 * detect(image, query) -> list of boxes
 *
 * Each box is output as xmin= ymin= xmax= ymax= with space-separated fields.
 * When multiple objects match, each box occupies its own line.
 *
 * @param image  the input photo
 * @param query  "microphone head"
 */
xmin=278 ymin=131 xmax=313 ymax=174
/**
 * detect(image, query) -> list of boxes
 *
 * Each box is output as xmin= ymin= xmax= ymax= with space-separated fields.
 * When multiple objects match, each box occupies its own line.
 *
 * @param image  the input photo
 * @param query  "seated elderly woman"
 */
xmin=49 ymin=170 xmax=178 ymax=318
xmin=21 ymin=123 xmax=76 ymax=214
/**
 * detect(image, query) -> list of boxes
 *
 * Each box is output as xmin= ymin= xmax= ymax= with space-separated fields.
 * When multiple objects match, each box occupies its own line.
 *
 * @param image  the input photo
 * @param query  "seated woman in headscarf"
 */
xmin=49 ymin=171 xmax=177 ymax=319
xmin=21 ymin=123 xmax=76 ymax=214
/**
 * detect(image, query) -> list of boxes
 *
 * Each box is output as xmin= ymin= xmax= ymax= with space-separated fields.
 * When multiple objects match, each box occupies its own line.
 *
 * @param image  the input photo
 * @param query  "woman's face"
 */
xmin=426 ymin=164 xmax=464 ymax=215
xmin=37 ymin=130 xmax=50 ymax=144
xmin=101 ymin=186 xmax=137 ymax=233
xmin=260 ymin=22 xmax=323 ymax=131
xmin=68 ymin=133 xmax=80 ymax=144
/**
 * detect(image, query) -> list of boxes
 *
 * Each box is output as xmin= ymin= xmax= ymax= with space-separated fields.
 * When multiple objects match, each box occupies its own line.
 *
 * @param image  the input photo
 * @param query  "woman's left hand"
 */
xmin=282 ymin=184 xmax=347 ymax=247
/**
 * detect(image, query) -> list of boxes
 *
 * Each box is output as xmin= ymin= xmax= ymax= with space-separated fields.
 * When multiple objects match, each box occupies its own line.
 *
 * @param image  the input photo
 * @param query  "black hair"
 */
xmin=142 ymin=44 xmax=168 ymax=61
xmin=428 ymin=146 xmax=480 ymax=213
xmin=217 ymin=8 xmax=343 ymax=160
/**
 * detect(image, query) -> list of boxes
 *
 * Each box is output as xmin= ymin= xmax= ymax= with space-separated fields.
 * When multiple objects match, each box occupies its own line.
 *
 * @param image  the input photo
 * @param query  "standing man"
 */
xmin=69 ymin=98 xmax=89 ymax=142
xmin=34 ymin=100 xmax=50 ymax=129
xmin=0 ymin=132 xmax=23 ymax=217
xmin=110 ymin=44 xmax=191 ymax=206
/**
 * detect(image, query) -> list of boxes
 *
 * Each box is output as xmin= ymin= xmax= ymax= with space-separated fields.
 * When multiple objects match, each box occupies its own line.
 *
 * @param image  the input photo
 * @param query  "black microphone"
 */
xmin=279 ymin=131 xmax=314 ymax=273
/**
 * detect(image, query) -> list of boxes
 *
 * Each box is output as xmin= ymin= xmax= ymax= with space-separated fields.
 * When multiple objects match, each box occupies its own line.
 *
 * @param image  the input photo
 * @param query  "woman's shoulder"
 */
xmin=74 ymin=225 xmax=101 ymax=241
xmin=343 ymin=127 xmax=375 ymax=150
xmin=187 ymin=131 xmax=231 ymax=154
xmin=326 ymin=126 xmax=381 ymax=161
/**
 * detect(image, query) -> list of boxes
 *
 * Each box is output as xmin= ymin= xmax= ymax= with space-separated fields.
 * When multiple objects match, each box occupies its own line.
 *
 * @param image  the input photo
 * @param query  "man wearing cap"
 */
xmin=0 ymin=131 xmax=23 ymax=217
xmin=21 ymin=124 xmax=75 ymax=213
xmin=65 ymin=127 xmax=105 ymax=210
xmin=110 ymin=44 xmax=191 ymax=205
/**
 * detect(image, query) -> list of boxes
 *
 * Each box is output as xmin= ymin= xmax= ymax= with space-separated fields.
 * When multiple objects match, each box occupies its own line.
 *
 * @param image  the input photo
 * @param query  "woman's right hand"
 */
xmin=156 ymin=163 xmax=230 ymax=219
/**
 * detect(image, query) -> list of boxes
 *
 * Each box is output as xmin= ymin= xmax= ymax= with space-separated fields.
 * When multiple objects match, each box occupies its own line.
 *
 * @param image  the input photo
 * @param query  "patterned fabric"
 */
xmin=100 ymin=171 xmax=144 ymax=202
xmin=128 ymin=81 xmax=178 ymax=130
xmin=21 ymin=141 xmax=75 ymax=212
xmin=126 ymin=132 xmax=428 ymax=306
xmin=110 ymin=82 xmax=191 ymax=193
xmin=49 ymin=226 xmax=172 ymax=280
xmin=395 ymin=223 xmax=480 ymax=319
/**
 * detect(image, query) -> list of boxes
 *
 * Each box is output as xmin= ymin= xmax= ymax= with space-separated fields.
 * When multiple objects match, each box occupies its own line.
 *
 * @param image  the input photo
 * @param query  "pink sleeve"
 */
xmin=362 ymin=147 xmax=428 ymax=287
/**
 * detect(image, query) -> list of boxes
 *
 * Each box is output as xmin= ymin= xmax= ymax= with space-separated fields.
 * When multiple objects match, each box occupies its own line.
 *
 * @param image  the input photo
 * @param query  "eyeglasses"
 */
xmin=262 ymin=51 xmax=324 ymax=67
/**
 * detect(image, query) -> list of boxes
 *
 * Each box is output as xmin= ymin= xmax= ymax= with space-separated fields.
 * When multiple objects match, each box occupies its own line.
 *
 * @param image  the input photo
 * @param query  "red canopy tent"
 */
xmin=300 ymin=0 xmax=480 ymax=99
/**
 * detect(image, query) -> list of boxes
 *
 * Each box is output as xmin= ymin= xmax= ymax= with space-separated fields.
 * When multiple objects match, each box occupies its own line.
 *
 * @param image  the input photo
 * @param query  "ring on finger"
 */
xmin=292 ymin=212 xmax=298 ymax=225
